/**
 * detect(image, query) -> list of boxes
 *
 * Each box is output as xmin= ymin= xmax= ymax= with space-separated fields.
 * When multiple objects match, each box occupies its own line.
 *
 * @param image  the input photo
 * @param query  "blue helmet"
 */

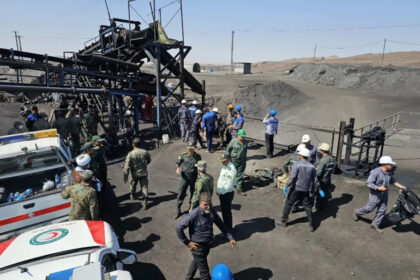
xmin=269 ymin=109 xmax=277 ymax=116
xmin=235 ymin=105 xmax=242 ymax=111
xmin=212 ymin=264 xmax=234 ymax=280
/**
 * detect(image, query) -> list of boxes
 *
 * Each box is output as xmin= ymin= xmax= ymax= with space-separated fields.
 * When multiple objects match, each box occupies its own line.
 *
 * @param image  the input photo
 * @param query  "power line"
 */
xmin=270 ymin=23 xmax=420 ymax=33
xmin=388 ymin=40 xmax=420 ymax=46
xmin=20 ymin=0 xmax=101 ymax=31
xmin=131 ymin=5 xmax=149 ymax=25
xmin=147 ymin=0 xmax=178 ymax=16
xmin=318 ymin=40 xmax=382 ymax=50
xmin=164 ymin=8 xmax=180 ymax=29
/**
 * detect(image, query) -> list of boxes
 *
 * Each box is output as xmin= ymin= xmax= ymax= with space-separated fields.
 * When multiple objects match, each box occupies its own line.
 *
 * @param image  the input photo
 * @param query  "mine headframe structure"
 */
xmin=0 ymin=18 xmax=205 ymax=139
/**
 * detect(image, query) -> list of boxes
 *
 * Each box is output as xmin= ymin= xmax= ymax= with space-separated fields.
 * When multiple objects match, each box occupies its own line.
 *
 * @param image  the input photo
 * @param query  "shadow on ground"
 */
xmin=125 ymin=261 xmax=166 ymax=280
xmin=123 ymin=233 xmax=161 ymax=254
xmin=234 ymin=267 xmax=274 ymax=280
xmin=314 ymin=193 xmax=354 ymax=228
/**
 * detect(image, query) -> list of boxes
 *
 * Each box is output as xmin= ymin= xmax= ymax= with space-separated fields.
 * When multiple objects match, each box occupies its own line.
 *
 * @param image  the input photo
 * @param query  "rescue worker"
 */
xmin=263 ymin=110 xmax=279 ymax=158
xmin=67 ymin=108 xmax=82 ymax=153
xmin=189 ymin=100 xmax=198 ymax=119
xmin=33 ymin=112 xmax=51 ymax=131
xmin=231 ymin=111 xmax=245 ymax=139
xmin=123 ymin=137 xmax=152 ymax=206
xmin=178 ymin=99 xmax=191 ymax=142
xmin=176 ymin=193 xmax=237 ymax=280
xmin=175 ymin=143 xmax=202 ymax=219
xmin=235 ymin=105 xmax=243 ymax=117
xmin=74 ymin=102 xmax=84 ymax=120
xmin=202 ymin=108 xmax=218 ymax=153
xmin=217 ymin=152 xmax=237 ymax=231
xmin=227 ymin=129 xmax=248 ymax=196
xmin=26 ymin=106 xmax=39 ymax=131
xmin=278 ymin=148 xmax=318 ymax=232
xmin=190 ymin=109 xmax=205 ymax=149
xmin=315 ymin=143 xmax=336 ymax=211
xmin=301 ymin=134 xmax=318 ymax=165
xmin=353 ymin=156 xmax=407 ymax=234
xmin=283 ymin=144 xmax=305 ymax=174
xmin=7 ymin=121 xmax=24 ymax=135
xmin=189 ymin=161 xmax=214 ymax=211
xmin=84 ymin=106 xmax=99 ymax=140
xmin=216 ymin=110 xmax=227 ymax=147
xmin=61 ymin=170 xmax=99 ymax=221
xmin=225 ymin=104 xmax=235 ymax=144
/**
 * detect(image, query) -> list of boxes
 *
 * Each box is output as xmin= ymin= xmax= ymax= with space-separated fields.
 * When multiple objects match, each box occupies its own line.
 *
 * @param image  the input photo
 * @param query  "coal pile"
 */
xmin=233 ymin=81 xmax=303 ymax=118
xmin=290 ymin=63 xmax=420 ymax=96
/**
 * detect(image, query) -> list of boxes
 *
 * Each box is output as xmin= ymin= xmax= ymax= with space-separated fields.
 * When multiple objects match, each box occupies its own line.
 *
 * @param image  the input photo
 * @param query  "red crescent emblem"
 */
xmin=45 ymin=232 xmax=59 ymax=240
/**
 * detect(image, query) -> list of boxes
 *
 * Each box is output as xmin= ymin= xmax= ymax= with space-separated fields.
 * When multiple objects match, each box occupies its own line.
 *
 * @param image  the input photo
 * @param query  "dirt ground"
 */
xmin=103 ymin=139 xmax=420 ymax=280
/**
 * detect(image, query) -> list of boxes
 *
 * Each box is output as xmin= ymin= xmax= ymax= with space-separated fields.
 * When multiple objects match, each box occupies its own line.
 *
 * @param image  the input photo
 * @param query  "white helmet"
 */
xmin=302 ymin=134 xmax=311 ymax=143
xmin=379 ymin=156 xmax=396 ymax=165
xmin=181 ymin=99 xmax=187 ymax=104
xmin=213 ymin=107 xmax=218 ymax=113
xmin=195 ymin=109 xmax=202 ymax=114
xmin=299 ymin=147 xmax=310 ymax=158
xmin=295 ymin=144 xmax=306 ymax=154
xmin=192 ymin=100 xmax=198 ymax=105
xmin=76 ymin=154 xmax=91 ymax=166
xmin=318 ymin=143 xmax=330 ymax=152
xmin=125 ymin=110 xmax=132 ymax=116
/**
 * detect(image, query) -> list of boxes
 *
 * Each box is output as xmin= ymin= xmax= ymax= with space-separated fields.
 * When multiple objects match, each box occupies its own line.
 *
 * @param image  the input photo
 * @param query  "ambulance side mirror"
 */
xmin=117 ymin=249 xmax=137 ymax=265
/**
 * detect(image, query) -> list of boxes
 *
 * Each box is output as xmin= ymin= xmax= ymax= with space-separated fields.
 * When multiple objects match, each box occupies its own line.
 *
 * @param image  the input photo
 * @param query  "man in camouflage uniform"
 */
xmin=91 ymin=135 xmax=108 ymax=187
xmin=124 ymin=137 xmax=152 ymax=207
xmin=67 ymin=108 xmax=82 ymax=154
xmin=315 ymin=143 xmax=336 ymax=211
xmin=33 ymin=112 xmax=51 ymax=131
xmin=61 ymin=170 xmax=99 ymax=221
xmin=174 ymin=143 xmax=202 ymax=219
xmin=84 ymin=107 xmax=99 ymax=140
xmin=189 ymin=160 xmax=214 ymax=211
xmin=227 ymin=129 xmax=248 ymax=196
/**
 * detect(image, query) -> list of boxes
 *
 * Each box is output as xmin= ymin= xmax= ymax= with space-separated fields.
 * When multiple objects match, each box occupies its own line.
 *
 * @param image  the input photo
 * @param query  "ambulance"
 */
xmin=0 ymin=220 xmax=136 ymax=280
xmin=0 ymin=129 xmax=73 ymax=241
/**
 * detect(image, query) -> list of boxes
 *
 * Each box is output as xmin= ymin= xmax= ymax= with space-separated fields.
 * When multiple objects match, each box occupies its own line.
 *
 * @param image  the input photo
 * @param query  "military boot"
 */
xmin=173 ymin=205 xmax=181 ymax=219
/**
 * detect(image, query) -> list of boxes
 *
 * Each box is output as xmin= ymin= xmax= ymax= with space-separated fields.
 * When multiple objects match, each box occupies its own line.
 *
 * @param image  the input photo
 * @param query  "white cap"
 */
xmin=125 ymin=110 xmax=132 ymax=116
xmin=213 ymin=107 xmax=218 ymax=112
xmin=379 ymin=156 xmax=396 ymax=165
xmin=76 ymin=154 xmax=91 ymax=166
xmin=195 ymin=109 xmax=202 ymax=114
xmin=299 ymin=147 xmax=310 ymax=158
xmin=318 ymin=143 xmax=330 ymax=152
xmin=295 ymin=143 xmax=306 ymax=154
xmin=192 ymin=100 xmax=198 ymax=105
xmin=302 ymin=134 xmax=311 ymax=143
xmin=181 ymin=99 xmax=187 ymax=104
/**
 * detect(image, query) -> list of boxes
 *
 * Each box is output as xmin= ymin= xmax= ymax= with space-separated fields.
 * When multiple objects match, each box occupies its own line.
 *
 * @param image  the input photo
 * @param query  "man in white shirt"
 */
xmin=217 ymin=152 xmax=237 ymax=230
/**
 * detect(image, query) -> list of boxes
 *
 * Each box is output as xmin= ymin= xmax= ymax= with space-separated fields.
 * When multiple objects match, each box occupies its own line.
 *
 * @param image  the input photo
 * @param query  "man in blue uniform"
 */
xmin=353 ymin=156 xmax=406 ymax=234
xmin=202 ymin=108 xmax=218 ymax=153
xmin=263 ymin=109 xmax=279 ymax=158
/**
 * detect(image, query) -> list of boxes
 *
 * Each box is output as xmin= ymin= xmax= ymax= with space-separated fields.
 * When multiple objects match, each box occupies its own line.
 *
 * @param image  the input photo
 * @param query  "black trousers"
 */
xmin=177 ymin=175 xmax=196 ymax=209
xmin=191 ymin=130 xmax=205 ymax=149
xmin=186 ymin=242 xmax=210 ymax=280
xmin=265 ymin=133 xmax=274 ymax=157
xmin=219 ymin=191 xmax=234 ymax=230
xmin=282 ymin=190 xmax=313 ymax=225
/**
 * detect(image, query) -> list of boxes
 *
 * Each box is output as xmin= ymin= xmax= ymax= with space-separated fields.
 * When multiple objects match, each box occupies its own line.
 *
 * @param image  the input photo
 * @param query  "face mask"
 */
xmin=18 ymin=125 xmax=24 ymax=130
xmin=203 ymin=209 xmax=211 ymax=214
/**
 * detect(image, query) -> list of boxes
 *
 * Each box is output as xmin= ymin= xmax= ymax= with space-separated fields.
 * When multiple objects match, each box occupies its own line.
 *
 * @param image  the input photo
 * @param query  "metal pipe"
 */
xmin=0 ymin=84 xmax=107 ymax=94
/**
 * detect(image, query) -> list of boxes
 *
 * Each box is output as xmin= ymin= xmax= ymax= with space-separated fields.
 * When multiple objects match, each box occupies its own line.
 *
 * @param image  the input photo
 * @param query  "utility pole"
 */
xmin=180 ymin=0 xmax=185 ymax=43
xmin=104 ymin=0 xmax=112 ymax=25
xmin=231 ymin=30 xmax=235 ymax=74
xmin=313 ymin=44 xmax=317 ymax=63
xmin=13 ymin=31 xmax=19 ymax=51
xmin=381 ymin=38 xmax=387 ymax=64
xmin=128 ymin=0 xmax=136 ymax=48
xmin=17 ymin=35 xmax=23 ymax=51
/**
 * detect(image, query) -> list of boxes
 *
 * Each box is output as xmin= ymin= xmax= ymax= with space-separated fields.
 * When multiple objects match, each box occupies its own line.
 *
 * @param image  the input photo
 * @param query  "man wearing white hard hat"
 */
xmin=190 ymin=109 xmax=205 ymax=149
xmin=278 ymin=147 xmax=318 ymax=232
xmin=354 ymin=156 xmax=406 ymax=234
xmin=189 ymin=100 xmax=198 ymax=119
xmin=283 ymin=144 xmax=305 ymax=174
xmin=301 ymin=134 xmax=318 ymax=165
xmin=315 ymin=143 xmax=336 ymax=211
xmin=178 ymin=99 xmax=192 ymax=142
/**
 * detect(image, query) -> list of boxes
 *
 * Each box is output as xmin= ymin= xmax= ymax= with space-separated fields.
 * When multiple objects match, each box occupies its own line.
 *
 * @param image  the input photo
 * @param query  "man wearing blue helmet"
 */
xmin=263 ymin=109 xmax=279 ymax=158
